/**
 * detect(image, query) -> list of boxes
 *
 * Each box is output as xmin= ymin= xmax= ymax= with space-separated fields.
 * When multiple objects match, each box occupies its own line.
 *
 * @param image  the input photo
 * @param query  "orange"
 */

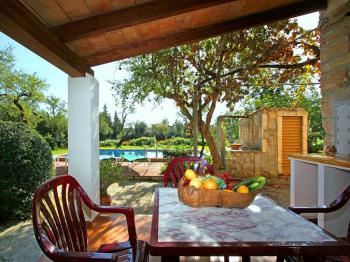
xmin=237 ymin=185 xmax=249 ymax=193
xmin=203 ymin=179 xmax=218 ymax=190
xmin=189 ymin=178 xmax=202 ymax=188
xmin=184 ymin=169 xmax=197 ymax=180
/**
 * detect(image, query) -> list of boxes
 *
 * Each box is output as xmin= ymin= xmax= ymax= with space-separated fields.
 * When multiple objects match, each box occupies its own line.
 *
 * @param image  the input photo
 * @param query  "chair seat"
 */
xmin=98 ymin=240 xmax=149 ymax=262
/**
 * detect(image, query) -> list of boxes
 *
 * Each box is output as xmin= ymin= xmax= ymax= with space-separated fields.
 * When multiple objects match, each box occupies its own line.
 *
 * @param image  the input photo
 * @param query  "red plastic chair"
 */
xmin=163 ymin=156 xmax=215 ymax=187
xmin=32 ymin=175 xmax=149 ymax=262
xmin=277 ymin=184 xmax=350 ymax=262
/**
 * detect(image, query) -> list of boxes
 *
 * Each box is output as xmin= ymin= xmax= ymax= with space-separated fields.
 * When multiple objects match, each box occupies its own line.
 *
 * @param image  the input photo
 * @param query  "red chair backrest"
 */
xmin=163 ymin=156 xmax=215 ymax=187
xmin=32 ymin=175 xmax=92 ymax=257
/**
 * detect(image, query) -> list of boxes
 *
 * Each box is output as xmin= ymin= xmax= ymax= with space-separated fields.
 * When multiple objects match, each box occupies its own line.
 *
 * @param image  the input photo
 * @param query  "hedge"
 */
xmin=100 ymin=139 xmax=118 ymax=147
xmin=129 ymin=137 xmax=156 ymax=147
xmin=0 ymin=121 xmax=53 ymax=222
xmin=159 ymin=137 xmax=193 ymax=146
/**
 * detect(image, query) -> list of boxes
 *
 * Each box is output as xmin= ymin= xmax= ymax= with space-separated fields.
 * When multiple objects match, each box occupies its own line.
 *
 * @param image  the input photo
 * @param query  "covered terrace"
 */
xmin=1 ymin=0 xmax=350 ymax=261
xmin=0 ymin=0 xmax=327 ymax=205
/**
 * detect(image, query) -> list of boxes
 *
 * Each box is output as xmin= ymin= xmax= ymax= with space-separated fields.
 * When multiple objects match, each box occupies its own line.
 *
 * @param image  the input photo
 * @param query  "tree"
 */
xmin=111 ymin=93 xmax=135 ymax=147
xmin=112 ymin=111 xmax=121 ymax=139
xmin=112 ymin=20 xmax=320 ymax=168
xmin=0 ymin=47 xmax=47 ymax=126
xmin=99 ymin=104 xmax=113 ymax=141
xmin=170 ymin=118 xmax=188 ymax=137
xmin=134 ymin=121 xmax=148 ymax=137
xmin=36 ymin=95 xmax=68 ymax=149
xmin=150 ymin=120 xmax=169 ymax=140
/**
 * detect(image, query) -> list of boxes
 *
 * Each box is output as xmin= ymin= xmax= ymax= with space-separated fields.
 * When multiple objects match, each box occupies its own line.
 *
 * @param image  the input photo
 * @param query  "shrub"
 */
xmin=159 ymin=137 xmax=193 ymax=146
xmin=100 ymin=139 xmax=117 ymax=147
xmin=0 ymin=121 xmax=53 ymax=222
xmin=163 ymin=146 xmax=193 ymax=158
xmin=129 ymin=137 xmax=156 ymax=147
xmin=100 ymin=160 xmax=126 ymax=195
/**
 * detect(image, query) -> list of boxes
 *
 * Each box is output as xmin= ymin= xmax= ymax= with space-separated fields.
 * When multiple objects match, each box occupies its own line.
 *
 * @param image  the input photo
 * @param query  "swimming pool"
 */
xmin=99 ymin=149 xmax=163 ymax=159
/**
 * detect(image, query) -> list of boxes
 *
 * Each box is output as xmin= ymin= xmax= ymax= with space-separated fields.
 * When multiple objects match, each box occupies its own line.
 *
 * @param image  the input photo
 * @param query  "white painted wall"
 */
xmin=290 ymin=157 xmax=350 ymax=238
xmin=68 ymin=74 xmax=100 ymax=206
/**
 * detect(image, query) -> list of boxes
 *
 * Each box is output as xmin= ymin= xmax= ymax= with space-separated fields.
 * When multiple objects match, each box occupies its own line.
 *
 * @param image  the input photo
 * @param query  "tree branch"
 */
xmin=258 ymin=58 xmax=318 ymax=69
xmin=205 ymin=94 xmax=218 ymax=125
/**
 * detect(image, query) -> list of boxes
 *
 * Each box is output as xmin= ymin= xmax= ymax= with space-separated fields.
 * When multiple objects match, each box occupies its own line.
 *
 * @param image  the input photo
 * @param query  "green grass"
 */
xmin=51 ymin=148 xmax=68 ymax=155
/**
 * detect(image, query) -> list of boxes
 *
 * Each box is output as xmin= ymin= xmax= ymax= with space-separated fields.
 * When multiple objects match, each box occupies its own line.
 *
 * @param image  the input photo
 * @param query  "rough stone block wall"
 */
xmin=226 ymin=108 xmax=307 ymax=177
xmin=320 ymin=0 xmax=350 ymax=146
xmin=227 ymin=109 xmax=279 ymax=177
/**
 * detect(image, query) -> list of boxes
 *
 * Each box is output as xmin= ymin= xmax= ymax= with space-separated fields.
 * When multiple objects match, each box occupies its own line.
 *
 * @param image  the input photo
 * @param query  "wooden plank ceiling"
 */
xmin=0 ymin=0 xmax=326 ymax=77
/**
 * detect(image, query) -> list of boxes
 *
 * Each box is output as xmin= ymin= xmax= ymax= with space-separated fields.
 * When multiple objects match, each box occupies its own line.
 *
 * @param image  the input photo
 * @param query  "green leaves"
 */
xmin=111 ymin=20 xmax=320 ymax=167
xmin=0 ymin=120 xmax=53 ymax=222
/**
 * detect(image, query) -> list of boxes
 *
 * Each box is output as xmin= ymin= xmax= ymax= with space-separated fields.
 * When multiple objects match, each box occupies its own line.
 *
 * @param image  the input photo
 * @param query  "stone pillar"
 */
xmin=320 ymin=0 xmax=350 ymax=146
xmin=68 ymin=74 xmax=100 ymax=206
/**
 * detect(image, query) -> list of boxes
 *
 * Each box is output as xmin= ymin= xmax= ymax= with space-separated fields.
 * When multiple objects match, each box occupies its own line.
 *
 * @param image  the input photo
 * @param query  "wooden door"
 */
xmin=282 ymin=116 xmax=302 ymax=175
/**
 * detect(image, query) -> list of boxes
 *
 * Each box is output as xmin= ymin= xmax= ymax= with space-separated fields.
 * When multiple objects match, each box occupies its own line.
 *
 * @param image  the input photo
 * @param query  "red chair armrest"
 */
xmin=289 ymin=185 xmax=350 ymax=214
xmin=289 ymin=185 xmax=350 ymax=215
xmin=288 ymin=206 xmax=329 ymax=214
xmin=51 ymin=250 xmax=118 ymax=261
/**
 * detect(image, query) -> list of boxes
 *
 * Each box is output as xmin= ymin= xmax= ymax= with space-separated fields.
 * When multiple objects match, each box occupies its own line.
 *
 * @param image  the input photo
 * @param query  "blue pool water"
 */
xmin=99 ymin=149 xmax=163 ymax=160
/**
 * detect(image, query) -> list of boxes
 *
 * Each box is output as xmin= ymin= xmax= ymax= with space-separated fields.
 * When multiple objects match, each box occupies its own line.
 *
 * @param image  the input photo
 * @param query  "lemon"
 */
xmin=184 ymin=169 xmax=197 ymax=180
xmin=189 ymin=178 xmax=202 ymax=188
xmin=237 ymin=185 xmax=249 ymax=193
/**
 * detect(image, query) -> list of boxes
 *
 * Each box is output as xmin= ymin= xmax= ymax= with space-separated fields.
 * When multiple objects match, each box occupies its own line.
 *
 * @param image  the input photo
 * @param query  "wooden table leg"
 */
xmin=242 ymin=256 xmax=251 ymax=262
xmin=161 ymin=256 xmax=179 ymax=262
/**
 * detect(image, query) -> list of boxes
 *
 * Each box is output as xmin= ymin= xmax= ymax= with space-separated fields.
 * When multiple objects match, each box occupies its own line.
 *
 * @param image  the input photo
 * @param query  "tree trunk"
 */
xmin=193 ymin=99 xmax=198 ymax=157
xmin=199 ymin=131 xmax=205 ymax=158
xmin=201 ymin=124 xmax=223 ymax=170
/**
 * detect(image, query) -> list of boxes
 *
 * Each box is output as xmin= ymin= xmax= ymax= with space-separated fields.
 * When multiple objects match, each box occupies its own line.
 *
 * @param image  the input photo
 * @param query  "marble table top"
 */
xmin=157 ymin=188 xmax=336 ymax=243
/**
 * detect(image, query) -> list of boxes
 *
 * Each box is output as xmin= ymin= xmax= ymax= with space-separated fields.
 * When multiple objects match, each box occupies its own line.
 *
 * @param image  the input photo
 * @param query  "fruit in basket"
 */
xmin=219 ymin=172 xmax=231 ymax=184
xmin=202 ymin=178 xmax=218 ymax=190
xmin=237 ymin=185 xmax=249 ymax=193
xmin=184 ymin=169 xmax=197 ymax=180
xmin=189 ymin=178 xmax=202 ymax=188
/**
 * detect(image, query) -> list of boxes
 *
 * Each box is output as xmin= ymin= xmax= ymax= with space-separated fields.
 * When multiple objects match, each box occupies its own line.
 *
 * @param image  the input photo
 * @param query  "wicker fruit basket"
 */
xmin=178 ymin=177 xmax=260 ymax=208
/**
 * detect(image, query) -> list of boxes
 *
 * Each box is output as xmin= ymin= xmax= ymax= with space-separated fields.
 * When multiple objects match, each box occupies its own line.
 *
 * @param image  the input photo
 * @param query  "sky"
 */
xmin=0 ymin=12 xmax=319 ymax=125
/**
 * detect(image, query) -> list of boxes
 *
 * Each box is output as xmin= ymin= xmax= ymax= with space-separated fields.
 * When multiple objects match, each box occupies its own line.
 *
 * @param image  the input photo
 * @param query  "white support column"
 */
xmin=68 ymin=73 xmax=99 ymax=207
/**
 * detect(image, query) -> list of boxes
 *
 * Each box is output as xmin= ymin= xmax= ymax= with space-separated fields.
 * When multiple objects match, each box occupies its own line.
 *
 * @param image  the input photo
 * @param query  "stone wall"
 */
xmin=227 ymin=109 xmax=279 ymax=177
xmin=226 ymin=108 xmax=307 ymax=177
xmin=239 ymin=110 xmax=263 ymax=150
xmin=320 ymin=0 xmax=350 ymax=147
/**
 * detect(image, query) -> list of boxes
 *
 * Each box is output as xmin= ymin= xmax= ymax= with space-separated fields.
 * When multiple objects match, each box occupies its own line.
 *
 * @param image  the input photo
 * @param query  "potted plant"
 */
xmin=100 ymin=159 xmax=125 ymax=205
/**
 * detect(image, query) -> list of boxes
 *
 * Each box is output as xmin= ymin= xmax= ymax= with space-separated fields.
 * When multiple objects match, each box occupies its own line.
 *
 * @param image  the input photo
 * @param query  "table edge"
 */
xmin=149 ymin=188 xmax=350 ymax=256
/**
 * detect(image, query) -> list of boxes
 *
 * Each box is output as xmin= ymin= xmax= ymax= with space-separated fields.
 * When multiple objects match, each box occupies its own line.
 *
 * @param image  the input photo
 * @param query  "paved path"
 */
xmin=0 ymin=221 xmax=41 ymax=262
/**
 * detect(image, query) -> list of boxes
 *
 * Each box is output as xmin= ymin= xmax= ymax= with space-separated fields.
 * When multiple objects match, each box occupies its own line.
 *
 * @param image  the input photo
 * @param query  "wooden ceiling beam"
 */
xmin=52 ymin=0 xmax=238 ymax=42
xmin=83 ymin=0 xmax=327 ymax=66
xmin=0 ymin=0 xmax=93 ymax=77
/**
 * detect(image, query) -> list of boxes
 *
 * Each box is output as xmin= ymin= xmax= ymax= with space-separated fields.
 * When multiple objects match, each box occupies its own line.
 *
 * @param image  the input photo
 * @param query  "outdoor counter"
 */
xmin=289 ymin=153 xmax=350 ymax=238
xmin=289 ymin=153 xmax=350 ymax=169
